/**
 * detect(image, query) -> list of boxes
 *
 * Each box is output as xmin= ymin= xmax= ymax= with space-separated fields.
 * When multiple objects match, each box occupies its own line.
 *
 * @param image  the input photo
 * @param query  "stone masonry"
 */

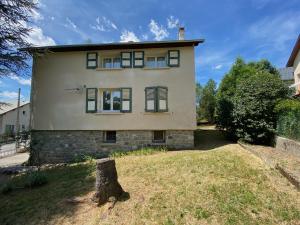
xmin=29 ymin=130 xmax=194 ymax=164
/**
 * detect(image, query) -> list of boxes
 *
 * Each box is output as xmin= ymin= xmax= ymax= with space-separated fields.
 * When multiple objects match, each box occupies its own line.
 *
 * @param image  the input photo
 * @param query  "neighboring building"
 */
xmin=286 ymin=35 xmax=300 ymax=96
xmin=0 ymin=103 xmax=30 ymax=135
xmin=25 ymin=30 xmax=204 ymax=163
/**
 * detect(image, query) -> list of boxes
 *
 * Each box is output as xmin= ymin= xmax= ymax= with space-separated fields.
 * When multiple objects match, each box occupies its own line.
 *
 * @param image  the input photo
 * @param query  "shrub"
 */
xmin=232 ymin=72 xmax=288 ymax=144
xmin=275 ymin=99 xmax=300 ymax=142
xmin=24 ymin=171 xmax=48 ymax=188
xmin=0 ymin=182 xmax=13 ymax=194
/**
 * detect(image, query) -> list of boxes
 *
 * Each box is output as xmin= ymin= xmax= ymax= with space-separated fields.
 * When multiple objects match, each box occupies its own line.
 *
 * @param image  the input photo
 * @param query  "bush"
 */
xmin=0 ymin=182 xmax=13 ymax=194
xmin=232 ymin=72 xmax=288 ymax=144
xmin=275 ymin=99 xmax=300 ymax=142
xmin=24 ymin=171 xmax=48 ymax=188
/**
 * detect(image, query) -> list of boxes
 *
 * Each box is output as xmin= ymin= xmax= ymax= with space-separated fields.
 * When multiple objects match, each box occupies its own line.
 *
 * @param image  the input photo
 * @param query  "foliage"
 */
xmin=109 ymin=147 xmax=167 ymax=158
xmin=0 ymin=182 xmax=13 ymax=194
xmin=232 ymin=72 xmax=288 ymax=144
xmin=195 ymin=83 xmax=203 ymax=121
xmin=275 ymin=99 xmax=300 ymax=142
xmin=0 ymin=0 xmax=36 ymax=77
xmin=198 ymin=79 xmax=217 ymax=123
xmin=216 ymin=57 xmax=283 ymax=141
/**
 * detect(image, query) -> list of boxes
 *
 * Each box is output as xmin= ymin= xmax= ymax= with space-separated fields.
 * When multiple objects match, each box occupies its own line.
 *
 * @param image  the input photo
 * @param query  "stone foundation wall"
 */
xmin=30 ymin=130 xmax=194 ymax=164
xmin=275 ymin=136 xmax=300 ymax=158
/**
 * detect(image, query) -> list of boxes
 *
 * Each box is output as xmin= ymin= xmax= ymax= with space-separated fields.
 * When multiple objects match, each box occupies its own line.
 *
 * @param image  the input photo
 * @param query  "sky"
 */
xmin=1 ymin=0 xmax=300 ymax=111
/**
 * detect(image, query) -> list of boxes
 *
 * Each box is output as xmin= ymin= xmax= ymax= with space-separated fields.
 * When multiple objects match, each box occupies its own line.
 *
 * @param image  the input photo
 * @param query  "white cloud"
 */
xmin=26 ymin=26 xmax=56 ymax=46
xmin=90 ymin=16 xmax=118 ymax=32
xmin=9 ymin=75 xmax=31 ymax=86
xmin=214 ymin=64 xmax=223 ymax=70
xmin=65 ymin=17 xmax=77 ymax=30
xmin=149 ymin=19 xmax=169 ymax=41
xmin=64 ymin=17 xmax=89 ymax=40
xmin=167 ymin=16 xmax=179 ymax=29
xmin=142 ymin=34 xmax=148 ymax=40
xmin=248 ymin=12 xmax=300 ymax=51
xmin=120 ymin=30 xmax=140 ymax=42
xmin=50 ymin=16 xmax=55 ymax=21
xmin=0 ymin=91 xmax=20 ymax=99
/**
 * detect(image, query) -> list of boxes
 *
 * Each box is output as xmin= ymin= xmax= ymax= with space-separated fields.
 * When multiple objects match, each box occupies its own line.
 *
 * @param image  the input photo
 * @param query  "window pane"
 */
xmin=146 ymin=88 xmax=155 ymax=99
xmin=158 ymin=88 xmax=167 ymax=99
xmin=169 ymin=51 xmax=178 ymax=58
xmin=146 ymin=57 xmax=156 ymax=68
xmin=113 ymin=58 xmax=121 ymax=68
xmin=153 ymin=131 xmax=165 ymax=142
xmin=88 ymin=61 xmax=96 ymax=68
xmin=112 ymin=91 xmax=121 ymax=110
xmin=103 ymin=91 xmax=111 ymax=110
xmin=105 ymin=131 xmax=116 ymax=142
xmin=159 ymin=100 xmax=167 ymax=110
xmin=157 ymin=57 xmax=166 ymax=67
xmin=88 ymin=101 xmax=95 ymax=111
xmin=135 ymin=52 xmax=143 ymax=58
xmin=122 ymin=89 xmax=130 ymax=100
xmin=103 ymin=58 xmax=112 ymax=68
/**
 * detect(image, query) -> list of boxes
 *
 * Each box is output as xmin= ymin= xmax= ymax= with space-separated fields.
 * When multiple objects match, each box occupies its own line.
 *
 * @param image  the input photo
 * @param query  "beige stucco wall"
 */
xmin=31 ymin=47 xmax=197 ymax=131
xmin=0 ymin=104 xmax=30 ymax=134
xmin=293 ymin=50 xmax=300 ymax=94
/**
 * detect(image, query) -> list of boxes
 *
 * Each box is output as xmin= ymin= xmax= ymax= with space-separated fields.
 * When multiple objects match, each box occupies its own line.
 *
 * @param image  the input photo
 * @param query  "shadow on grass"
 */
xmin=194 ymin=128 xmax=232 ymax=150
xmin=0 ymin=162 xmax=96 ymax=225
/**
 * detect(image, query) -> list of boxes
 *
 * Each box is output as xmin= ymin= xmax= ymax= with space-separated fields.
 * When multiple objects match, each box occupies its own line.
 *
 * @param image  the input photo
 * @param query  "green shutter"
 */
xmin=121 ymin=88 xmax=132 ymax=113
xmin=86 ymin=88 xmax=97 ymax=113
xmin=145 ymin=87 xmax=156 ymax=112
xmin=133 ymin=51 xmax=144 ymax=68
xmin=86 ymin=52 xmax=98 ymax=69
xmin=121 ymin=52 xmax=132 ymax=68
xmin=168 ymin=50 xmax=180 ymax=67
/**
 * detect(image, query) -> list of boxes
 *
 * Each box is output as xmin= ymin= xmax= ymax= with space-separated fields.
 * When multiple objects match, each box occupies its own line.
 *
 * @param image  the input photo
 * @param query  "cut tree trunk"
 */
xmin=92 ymin=158 xmax=124 ymax=205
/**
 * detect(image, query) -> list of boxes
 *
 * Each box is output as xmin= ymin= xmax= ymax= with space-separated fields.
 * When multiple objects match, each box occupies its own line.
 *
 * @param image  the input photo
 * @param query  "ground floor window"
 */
xmin=104 ymin=131 xmax=117 ymax=143
xmin=153 ymin=130 xmax=165 ymax=143
xmin=102 ymin=90 xmax=121 ymax=111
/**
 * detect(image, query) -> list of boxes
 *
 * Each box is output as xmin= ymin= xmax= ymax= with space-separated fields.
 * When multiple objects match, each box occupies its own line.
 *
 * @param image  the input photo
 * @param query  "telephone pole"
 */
xmin=15 ymin=88 xmax=21 ymax=150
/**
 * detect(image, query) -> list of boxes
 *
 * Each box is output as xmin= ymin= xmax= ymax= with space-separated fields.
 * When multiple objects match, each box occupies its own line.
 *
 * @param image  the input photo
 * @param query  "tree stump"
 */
xmin=92 ymin=158 xmax=124 ymax=205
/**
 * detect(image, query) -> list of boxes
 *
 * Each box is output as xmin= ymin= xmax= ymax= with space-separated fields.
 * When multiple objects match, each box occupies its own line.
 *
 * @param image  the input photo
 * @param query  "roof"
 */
xmin=287 ymin=35 xmax=300 ymax=67
xmin=20 ymin=39 xmax=205 ymax=53
xmin=0 ymin=103 xmax=30 ymax=116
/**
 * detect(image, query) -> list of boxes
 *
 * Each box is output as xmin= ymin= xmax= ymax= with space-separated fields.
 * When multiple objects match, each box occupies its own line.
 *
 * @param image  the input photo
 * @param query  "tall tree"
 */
xmin=195 ymin=82 xmax=203 ymax=121
xmin=198 ymin=79 xmax=217 ymax=123
xmin=0 ymin=0 xmax=36 ymax=77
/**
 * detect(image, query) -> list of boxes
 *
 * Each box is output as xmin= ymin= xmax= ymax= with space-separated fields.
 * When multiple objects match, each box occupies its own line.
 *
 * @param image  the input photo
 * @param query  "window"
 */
xmin=121 ymin=88 xmax=132 ymax=112
xmin=133 ymin=51 xmax=144 ymax=67
xmin=86 ymin=52 xmax=98 ymax=69
xmin=146 ymin=56 xmax=166 ymax=68
xmin=103 ymin=57 xmax=121 ymax=68
xmin=102 ymin=90 xmax=121 ymax=111
xmin=121 ymin=52 xmax=132 ymax=68
xmin=21 ymin=125 xmax=25 ymax=131
xmin=22 ymin=110 xmax=26 ymax=115
xmin=145 ymin=87 xmax=168 ymax=112
xmin=168 ymin=50 xmax=180 ymax=67
xmin=153 ymin=131 xmax=165 ymax=143
xmin=86 ymin=88 xmax=97 ymax=113
xmin=104 ymin=131 xmax=116 ymax=143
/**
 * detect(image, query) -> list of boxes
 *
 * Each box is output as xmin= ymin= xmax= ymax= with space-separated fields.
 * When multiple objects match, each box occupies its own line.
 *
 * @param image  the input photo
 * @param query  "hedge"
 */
xmin=275 ymin=99 xmax=300 ymax=142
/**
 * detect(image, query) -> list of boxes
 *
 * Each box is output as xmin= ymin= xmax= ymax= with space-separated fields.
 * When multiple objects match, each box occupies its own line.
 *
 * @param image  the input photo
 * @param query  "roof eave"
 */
xmin=286 ymin=35 xmax=300 ymax=67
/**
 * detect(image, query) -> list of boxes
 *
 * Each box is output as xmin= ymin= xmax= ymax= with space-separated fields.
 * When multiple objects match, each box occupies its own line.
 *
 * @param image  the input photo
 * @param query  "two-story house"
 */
xmin=287 ymin=34 xmax=300 ymax=96
xmin=25 ymin=32 xmax=204 ymax=164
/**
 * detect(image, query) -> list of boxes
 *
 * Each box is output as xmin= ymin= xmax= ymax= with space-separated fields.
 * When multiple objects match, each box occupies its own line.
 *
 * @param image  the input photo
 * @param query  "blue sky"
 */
xmin=1 ymin=0 xmax=300 ymax=109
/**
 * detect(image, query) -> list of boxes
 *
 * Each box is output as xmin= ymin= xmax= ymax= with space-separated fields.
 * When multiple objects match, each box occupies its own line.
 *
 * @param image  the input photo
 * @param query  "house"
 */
xmin=0 ymin=103 xmax=30 ymax=136
xmin=25 ymin=28 xmax=204 ymax=164
xmin=286 ymin=34 xmax=300 ymax=96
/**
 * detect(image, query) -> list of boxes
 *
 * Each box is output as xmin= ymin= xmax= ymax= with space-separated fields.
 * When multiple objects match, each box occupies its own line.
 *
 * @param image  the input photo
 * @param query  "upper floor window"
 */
xmin=145 ymin=87 xmax=168 ymax=112
xmin=168 ymin=50 xmax=180 ymax=67
xmin=121 ymin=52 xmax=132 ymax=68
xmin=146 ymin=56 xmax=167 ymax=68
xmin=103 ymin=57 xmax=121 ymax=69
xmin=86 ymin=52 xmax=98 ymax=69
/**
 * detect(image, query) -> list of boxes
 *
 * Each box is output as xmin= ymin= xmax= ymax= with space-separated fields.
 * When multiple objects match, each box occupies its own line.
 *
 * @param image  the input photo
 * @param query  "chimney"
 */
xmin=178 ymin=27 xmax=185 ymax=40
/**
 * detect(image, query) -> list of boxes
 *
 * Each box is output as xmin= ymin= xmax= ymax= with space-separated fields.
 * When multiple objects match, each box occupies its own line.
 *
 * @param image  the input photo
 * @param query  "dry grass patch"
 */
xmin=1 ymin=143 xmax=300 ymax=225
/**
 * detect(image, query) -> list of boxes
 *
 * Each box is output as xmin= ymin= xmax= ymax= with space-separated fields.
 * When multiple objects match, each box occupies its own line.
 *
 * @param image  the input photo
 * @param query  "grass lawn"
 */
xmin=1 ymin=129 xmax=300 ymax=225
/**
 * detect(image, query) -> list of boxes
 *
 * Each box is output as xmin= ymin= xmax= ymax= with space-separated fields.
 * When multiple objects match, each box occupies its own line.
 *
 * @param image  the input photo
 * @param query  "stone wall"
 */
xmin=275 ymin=136 xmax=300 ymax=158
xmin=29 ymin=130 xmax=194 ymax=164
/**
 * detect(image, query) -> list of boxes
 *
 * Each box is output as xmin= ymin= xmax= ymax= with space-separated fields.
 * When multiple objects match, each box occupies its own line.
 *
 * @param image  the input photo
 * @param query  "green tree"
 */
xmin=233 ymin=72 xmax=288 ymax=144
xmin=196 ymin=83 xmax=203 ymax=121
xmin=198 ymin=79 xmax=217 ymax=123
xmin=216 ymin=57 xmax=280 ymax=137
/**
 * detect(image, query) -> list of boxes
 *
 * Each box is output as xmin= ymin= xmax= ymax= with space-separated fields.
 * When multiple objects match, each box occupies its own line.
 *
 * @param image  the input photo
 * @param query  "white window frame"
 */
xmin=99 ymin=89 xmax=121 ymax=112
xmin=102 ymin=57 xmax=121 ymax=69
xmin=145 ymin=56 xmax=167 ymax=68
